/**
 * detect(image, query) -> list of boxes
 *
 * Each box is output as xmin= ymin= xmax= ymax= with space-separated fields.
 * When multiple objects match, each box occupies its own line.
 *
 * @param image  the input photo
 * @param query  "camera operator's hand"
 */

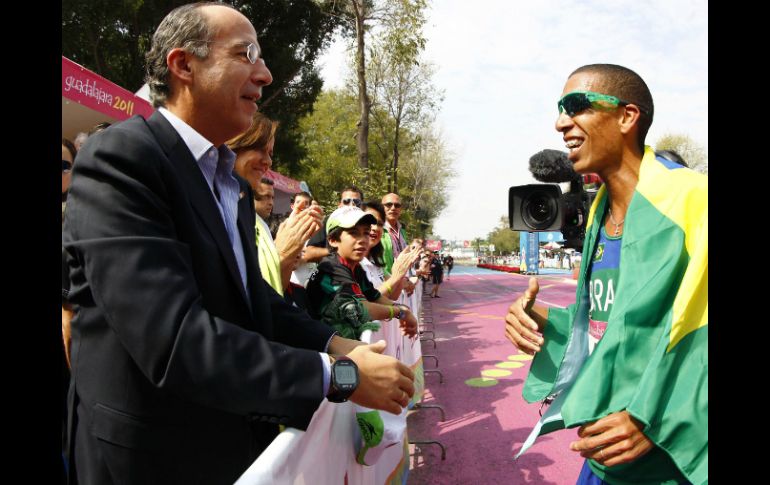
xmin=505 ymin=277 xmax=548 ymax=354
xmin=347 ymin=340 xmax=415 ymax=414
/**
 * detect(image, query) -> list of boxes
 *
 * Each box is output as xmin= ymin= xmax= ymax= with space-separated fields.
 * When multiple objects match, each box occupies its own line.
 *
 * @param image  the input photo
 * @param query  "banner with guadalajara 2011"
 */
xmin=62 ymin=56 xmax=154 ymax=122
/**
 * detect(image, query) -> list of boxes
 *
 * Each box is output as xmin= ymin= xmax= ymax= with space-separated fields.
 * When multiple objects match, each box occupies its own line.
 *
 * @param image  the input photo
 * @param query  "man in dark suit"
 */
xmin=62 ymin=3 xmax=415 ymax=484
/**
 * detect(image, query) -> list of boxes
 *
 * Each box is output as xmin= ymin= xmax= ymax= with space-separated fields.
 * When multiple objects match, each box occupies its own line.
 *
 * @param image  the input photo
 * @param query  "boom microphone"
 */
xmin=528 ymin=149 xmax=580 ymax=183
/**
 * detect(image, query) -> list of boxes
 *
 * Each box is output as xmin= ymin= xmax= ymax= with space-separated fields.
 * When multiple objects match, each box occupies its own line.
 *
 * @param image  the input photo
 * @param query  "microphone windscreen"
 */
xmin=528 ymin=149 xmax=579 ymax=183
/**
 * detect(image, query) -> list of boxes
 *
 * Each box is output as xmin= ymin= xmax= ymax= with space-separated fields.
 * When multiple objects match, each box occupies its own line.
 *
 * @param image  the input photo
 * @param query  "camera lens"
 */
xmin=522 ymin=192 xmax=557 ymax=230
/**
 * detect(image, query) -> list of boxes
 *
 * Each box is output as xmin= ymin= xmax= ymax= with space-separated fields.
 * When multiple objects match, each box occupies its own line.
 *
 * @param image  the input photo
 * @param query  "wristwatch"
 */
xmin=327 ymin=356 xmax=359 ymax=403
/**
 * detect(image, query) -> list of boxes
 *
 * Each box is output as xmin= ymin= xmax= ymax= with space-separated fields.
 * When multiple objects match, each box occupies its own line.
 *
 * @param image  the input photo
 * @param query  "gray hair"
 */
xmin=144 ymin=2 xmax=235 ymax=108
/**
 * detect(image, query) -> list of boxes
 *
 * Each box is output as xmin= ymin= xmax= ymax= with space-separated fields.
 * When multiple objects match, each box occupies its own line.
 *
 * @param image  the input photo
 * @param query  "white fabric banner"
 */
xmin=234 ymin=315 xmax=418 ymax=484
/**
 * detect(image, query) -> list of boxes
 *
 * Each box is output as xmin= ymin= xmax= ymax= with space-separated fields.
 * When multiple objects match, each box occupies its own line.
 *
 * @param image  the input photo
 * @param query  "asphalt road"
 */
xmin=407 ymin=268 xmax=583 ymax=485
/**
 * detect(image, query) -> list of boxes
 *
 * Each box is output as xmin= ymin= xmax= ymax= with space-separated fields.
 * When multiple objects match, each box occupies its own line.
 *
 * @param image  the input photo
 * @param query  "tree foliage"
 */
xmin=368 ymin=45 xmax=442 ymax=192
xmin=327 ymin=0 xmax=378 ymax=169
xmin=295 ymin=89 xmax=388 ymax=212
xmin=62 ymin=0 xmax=342 ymax=174
xmin=327 ymin=0 xmax=428 ymax=171
xmin=654 ymin=133 xmax=708 ymax=174
xmin=487 ymin=216 xmax=520 ymax=255
xmin=296 ymin=88 xmax=453 ymax=237
xmin=62 ymin=0 xmax=187 ymax=92
xmin=397 ymin=126 xmax=453 ymax=236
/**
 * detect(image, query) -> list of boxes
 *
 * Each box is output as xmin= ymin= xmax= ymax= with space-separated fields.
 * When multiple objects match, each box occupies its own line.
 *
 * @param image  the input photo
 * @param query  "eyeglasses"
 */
xmin=188 ymin=40 xmax=261 ymax=64
xmin=384 ymin=202 xmax=402 ymax=209
xmin=341 ymin=198 xmax=362 ymax=207
xmin=557 ymin=90 xmax=650 ymax=117
xmin=62 ymin=160 xmax=72 ymax=173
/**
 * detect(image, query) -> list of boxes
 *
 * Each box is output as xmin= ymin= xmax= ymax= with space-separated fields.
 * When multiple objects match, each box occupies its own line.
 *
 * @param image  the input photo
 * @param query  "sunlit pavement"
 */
xmin=407 ymin=266 xmax=583 ymax=484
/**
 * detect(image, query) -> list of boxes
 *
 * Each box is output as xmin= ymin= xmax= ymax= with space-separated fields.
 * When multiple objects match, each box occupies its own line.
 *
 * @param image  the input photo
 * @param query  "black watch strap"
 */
xmin=327 ymin=356 xmax=359 ymax=403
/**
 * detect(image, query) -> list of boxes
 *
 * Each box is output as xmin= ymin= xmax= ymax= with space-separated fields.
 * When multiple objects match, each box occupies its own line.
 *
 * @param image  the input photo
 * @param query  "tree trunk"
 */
xmin=354 ymin=0 xmax=369 ymax=170
xmin=392 ymin=123 xmax=400 ymax=192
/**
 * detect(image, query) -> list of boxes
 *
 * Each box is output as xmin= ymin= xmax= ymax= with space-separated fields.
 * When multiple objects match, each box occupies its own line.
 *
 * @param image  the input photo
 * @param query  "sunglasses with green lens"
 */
xmin=558 ymin=90 xmax=649 ymax=117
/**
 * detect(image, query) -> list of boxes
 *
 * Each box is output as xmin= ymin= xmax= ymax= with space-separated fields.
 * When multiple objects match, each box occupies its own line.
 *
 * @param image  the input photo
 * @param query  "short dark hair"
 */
xmin=340 ymin=185 xmax=363 ymax=200
xmin=326 ymin=226 xmax=344 ymax=252
xmin=361 ymin=200 xmax=385 ymax=223
xmin=570 ymin=64 xmax=654 ymax=152
xmin=291 ymin=191 xmax=312 ymax=204
xmin=254 ymin=177 xmax=274 ymax=201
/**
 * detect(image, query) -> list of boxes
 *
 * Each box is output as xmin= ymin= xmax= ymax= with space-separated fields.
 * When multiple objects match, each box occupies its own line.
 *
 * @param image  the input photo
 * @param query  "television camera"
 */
xmin=508 ymin=149 xmax=599 ymax=250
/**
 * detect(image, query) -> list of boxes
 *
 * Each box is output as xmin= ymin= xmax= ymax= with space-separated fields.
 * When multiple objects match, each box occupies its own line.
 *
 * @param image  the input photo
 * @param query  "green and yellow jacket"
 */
xmin=381 ymin=223 xmax=409 ymax=276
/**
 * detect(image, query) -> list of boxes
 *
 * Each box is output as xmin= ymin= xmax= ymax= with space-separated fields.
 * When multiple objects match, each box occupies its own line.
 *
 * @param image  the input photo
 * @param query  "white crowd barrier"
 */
xmin=235 ymin=280 xmax=424 ymax=485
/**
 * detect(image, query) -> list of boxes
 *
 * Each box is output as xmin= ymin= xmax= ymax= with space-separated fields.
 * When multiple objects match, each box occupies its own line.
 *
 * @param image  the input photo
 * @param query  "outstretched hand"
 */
xmin=347 ymin=340 xmax=415 ymax=415
xmin=399 ymin=309 xmax=418 ymax=338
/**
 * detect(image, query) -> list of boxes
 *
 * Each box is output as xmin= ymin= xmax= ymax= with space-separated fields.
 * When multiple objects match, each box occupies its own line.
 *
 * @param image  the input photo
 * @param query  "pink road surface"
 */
xmin=407 ymin=269 xmax=584 ymax=484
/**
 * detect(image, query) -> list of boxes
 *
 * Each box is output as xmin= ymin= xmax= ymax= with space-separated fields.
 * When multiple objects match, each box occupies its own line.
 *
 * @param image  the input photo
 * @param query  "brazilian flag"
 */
xmin=518 ymin=147 xmax=707 ymax=485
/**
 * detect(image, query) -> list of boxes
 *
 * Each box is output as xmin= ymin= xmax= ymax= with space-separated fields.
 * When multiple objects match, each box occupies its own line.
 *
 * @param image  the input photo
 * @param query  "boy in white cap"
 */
xmin=306 ymin=206 xmax=418 ymax=340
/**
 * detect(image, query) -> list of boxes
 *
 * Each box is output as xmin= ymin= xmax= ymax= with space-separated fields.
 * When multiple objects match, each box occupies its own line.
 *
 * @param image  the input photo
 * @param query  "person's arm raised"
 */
xmin=274 ymin=206 xmax=323 ymax=286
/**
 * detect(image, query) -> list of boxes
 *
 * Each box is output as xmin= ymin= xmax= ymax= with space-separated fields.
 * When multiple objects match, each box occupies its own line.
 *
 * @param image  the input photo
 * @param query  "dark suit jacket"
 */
xmin=62 ymin=112 xmax=336 ymax=485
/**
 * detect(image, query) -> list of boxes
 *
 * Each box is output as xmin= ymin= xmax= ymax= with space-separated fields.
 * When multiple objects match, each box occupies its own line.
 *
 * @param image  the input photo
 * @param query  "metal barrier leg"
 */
xmin=424 ymin=369 xmax=443 ymax=383
xmin=420 ymin=337 xmax=436 ymax=349
xmin=422 ymin=354 xmax=439 ymax=367
xmin=414 ymin=402 xmax=446 ymax=421
xmin=410 ymin=440 xmax=446 ymax=461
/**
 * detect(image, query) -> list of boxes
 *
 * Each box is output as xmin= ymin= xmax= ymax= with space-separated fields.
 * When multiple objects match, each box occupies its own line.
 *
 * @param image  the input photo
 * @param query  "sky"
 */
xmin=317 ymin=0 xmax=708 ymax=242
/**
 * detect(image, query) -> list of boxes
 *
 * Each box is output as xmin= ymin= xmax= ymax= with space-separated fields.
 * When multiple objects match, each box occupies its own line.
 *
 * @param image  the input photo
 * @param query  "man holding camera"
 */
xmin=505 ymin=64 xmax=707 ymax=485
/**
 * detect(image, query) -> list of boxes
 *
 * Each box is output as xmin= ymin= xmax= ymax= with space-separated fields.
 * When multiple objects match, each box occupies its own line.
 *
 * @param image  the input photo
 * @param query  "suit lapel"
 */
xmin=145 ymin=112 xmax=251 ymax=308
xmin=235 ymin=183 xmax=268 ymax=325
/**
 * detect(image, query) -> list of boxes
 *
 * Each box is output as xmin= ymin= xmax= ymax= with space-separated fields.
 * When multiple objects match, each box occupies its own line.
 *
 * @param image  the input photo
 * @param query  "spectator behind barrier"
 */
xmin=305 ymin=206 xmax=418 ymax=340
xmin=227 ymin=113 xmax=323 ymax=294
xmin=304 ymin=185 xmax=364 ymax=263
xmin=360 ymin=200 xmax=420 ymax=301
xmin=428 ymin=250 xmax=444 ymax=298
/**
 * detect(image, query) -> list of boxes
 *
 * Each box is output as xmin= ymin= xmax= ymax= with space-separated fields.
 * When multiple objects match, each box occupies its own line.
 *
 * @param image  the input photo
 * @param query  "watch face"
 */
xmin=335 ymin=364 xmax=357 ymax=385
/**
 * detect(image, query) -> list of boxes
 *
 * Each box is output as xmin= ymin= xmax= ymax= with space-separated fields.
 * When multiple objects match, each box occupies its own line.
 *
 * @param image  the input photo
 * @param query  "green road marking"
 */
xmin=465 ymin=377 xmax=499 ymax=387
xmin=495 ymin=361 xmax=525 ymax=369
xmin=507 ymin=354 xmax=534 ymax=361
xmin=481 ymin=369 xmax=512 ymax=378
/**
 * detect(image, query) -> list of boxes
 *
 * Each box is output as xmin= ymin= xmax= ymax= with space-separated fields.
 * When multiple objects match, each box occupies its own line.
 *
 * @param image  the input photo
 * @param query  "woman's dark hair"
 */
xmin=361 ymin=200 xmax=386 ymax=268
xmin=62 ymin=138 xmax=77 ymax=160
